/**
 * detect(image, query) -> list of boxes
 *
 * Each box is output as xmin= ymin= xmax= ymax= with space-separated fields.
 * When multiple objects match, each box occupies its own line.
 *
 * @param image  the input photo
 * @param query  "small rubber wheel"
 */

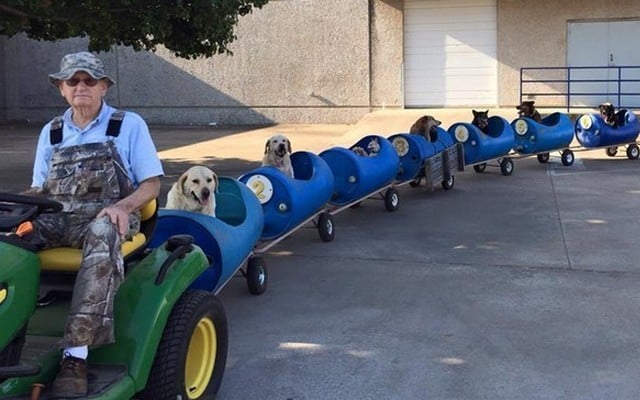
xmin=500 ymin=158 xmax=514 ymax=176
xmin=561 ymin=149 xmax=575 ymax=166
xmin=317 ymin=212 xmax=335 ymax=242
xmin=246 ymin=256 xmax=268 ymax=295
xmin=536 ymin=153 xmax=550 ymax=163
xmin=626 ymin=144 xmax=639 ymax=160
xmin=606 ymin=147 xmax=618 ymax=157
xmin=384 ymin=188 xmax=399 ymax=212
xmin=441 ymin=175 xmax=455 ymax=190
xmin=473 ymin=163 xmax=487 ymax=173
xmin=139 ymin=290 xmax=228 ymax=400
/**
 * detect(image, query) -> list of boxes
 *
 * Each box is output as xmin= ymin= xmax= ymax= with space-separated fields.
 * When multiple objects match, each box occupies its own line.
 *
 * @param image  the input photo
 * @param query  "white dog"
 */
xmin=166 ymin=165 xmax=219 ymax=216
xmin=262 ymin=134 xmax=294 ymax=178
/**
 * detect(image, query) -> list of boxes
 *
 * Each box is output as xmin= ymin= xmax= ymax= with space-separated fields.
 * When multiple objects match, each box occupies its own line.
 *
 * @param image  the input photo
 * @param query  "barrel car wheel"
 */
xmin=605 ymin=147 xmax=618 ymax=157
xmin=536 ymin=153 xmax=550 ymax=163
xmin=561 ymin=149 xmax=575 ymax=166
xmin=626 ymin=144 xmax=639 ymax=160
xmin=317 ymin=211 xmax=335 ymax=242
xmin=473 ymin=163 xmax=487 ymax=173
xmin=500 ymin=158 xmax=514 ymax=176
xmin=441 ymin=175 xmax=455 ymax=190
xmin=139 ymin=290 xmax=228 ymax=400
xmin=246 ymin=256 xmax=268 ymax=295
xmin=384 ymin=188 xmax=400 ymax=212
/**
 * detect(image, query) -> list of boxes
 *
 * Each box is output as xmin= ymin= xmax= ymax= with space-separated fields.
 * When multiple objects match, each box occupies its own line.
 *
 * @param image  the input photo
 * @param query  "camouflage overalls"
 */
xmin=31 ymin=139 xmax=140 ymax=348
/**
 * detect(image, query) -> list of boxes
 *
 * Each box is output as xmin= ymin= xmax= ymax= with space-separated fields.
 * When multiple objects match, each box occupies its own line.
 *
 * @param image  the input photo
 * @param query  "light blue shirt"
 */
xmin=32 ymin=102 xmax=164 ymax=188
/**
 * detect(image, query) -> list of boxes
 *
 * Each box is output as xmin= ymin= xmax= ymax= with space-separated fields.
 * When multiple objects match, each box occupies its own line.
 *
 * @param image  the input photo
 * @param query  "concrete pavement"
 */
xmin=1 ymin=109 xmax=639 ymax=399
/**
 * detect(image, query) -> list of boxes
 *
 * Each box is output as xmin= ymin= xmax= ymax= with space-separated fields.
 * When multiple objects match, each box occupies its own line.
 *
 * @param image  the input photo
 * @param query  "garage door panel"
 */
xmin=404 ymin=0 xmax=497 ymax=107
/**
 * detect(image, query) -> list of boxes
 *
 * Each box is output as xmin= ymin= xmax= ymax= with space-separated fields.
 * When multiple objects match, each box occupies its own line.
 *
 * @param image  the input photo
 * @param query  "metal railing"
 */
xmin=520 ymin=66 xmax=640 ymax=112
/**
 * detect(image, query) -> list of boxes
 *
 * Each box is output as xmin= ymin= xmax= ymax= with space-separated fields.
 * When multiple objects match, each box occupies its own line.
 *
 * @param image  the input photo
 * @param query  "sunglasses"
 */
xmin=64 ymin=77 xmax=101 ymax=87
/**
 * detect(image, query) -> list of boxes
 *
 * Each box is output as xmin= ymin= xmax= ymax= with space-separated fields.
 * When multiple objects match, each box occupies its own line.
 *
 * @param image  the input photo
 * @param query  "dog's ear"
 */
xmin=264 ymin=138 xmax=271 ymax=155
xmin=212 ymin=172 xmax=220 ymax=193
xmin=472 ymin=110 xmax=479 ymax=117
xmin=177 ymin=170 xmax=190 ymax=195
xmin=286 ymin=138 xmax=292 ymax=154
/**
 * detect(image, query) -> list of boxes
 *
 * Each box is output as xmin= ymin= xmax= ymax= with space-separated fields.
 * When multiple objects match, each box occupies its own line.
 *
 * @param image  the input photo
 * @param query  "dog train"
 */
xmin=150 ymin=101 xmax=640 ymax=296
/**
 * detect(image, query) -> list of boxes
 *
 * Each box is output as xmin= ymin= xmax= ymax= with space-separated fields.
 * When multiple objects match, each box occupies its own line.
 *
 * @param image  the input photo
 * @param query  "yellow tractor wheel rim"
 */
xmin=185 ymin=317 xmax=217 ymax=399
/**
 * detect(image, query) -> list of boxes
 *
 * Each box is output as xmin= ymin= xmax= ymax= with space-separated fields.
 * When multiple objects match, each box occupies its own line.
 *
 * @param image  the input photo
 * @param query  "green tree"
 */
xmin=0 ymin=0 xmax=269 ymax=59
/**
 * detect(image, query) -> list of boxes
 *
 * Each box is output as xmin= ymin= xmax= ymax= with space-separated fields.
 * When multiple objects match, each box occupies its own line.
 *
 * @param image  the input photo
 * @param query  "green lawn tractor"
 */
xmin=0 ymin=193 xmax=228 ymax=399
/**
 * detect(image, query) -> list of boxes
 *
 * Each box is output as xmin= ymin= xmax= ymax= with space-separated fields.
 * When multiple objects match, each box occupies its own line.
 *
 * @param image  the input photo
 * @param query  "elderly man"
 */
xmin=26 ymin=51 xmax=164 ymax=398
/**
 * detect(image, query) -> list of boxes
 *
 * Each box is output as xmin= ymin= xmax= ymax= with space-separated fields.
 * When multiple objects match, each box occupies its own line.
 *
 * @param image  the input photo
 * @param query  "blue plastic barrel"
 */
xmin=511 ymin=112 xmax=574 ymax=154
xmin=448 ymin=116 xmax=515 ymax=165
xmin=387 ymin=133 xmax=437 ymax=182
xmin=574 ymin=110 xmax=640 ymax=148
xmin=238 ymin=151 xmax=334 ymax=240
xmin=319 ymin=135 xmax=400 ymax=206
xmin=149 ymin=177 xmax=264 ymax=293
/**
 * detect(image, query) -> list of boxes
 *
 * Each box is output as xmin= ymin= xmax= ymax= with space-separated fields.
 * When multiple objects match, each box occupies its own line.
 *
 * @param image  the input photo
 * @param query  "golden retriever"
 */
xmin=262 ymin=134 xmax=294 ymax=178
xmin=166 ymin=165 xmax=219 ymax=216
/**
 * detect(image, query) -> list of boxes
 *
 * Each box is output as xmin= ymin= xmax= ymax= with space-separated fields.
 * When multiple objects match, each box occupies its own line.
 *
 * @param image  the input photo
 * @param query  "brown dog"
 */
xmin=599 ymin=102 xmax=617 ymax=127
xmin=409 ymin=115 xmax=441 ymax=142
xmin=516 ymin=101 xmax=542 ymax=122
xmin=262 ymin=134 xmax=294 ymax=178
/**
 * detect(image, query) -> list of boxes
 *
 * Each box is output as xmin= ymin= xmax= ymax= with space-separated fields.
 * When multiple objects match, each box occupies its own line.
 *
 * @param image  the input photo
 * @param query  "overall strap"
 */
xmin=48 ymin=110 xmax=125 ymax=145
xmin=106 ymin=110 xmax=125 ymax=138
xmin=49 ymin=116 xmax=64 ymax=145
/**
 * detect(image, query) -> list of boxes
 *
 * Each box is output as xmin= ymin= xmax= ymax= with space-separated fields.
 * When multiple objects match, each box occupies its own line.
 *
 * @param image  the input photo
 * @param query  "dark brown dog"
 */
xmin=516 ymin=101 xmax=542 ymax=123
xmin=471 ymin=110 xmax=490 ymax=133
xmin=409 ymin=115 xmax=441 ymax=142
xmin=599 ymin=102 xmax=617 ymax=127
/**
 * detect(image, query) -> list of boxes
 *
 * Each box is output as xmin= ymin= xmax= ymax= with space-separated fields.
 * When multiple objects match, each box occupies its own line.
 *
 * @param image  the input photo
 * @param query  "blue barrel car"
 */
xmin=239 ymin=151 xmax=336 ymax=245
xmin=149 ymin=176 xmax=268 ymax=295
xmin=574 ymin=109 xmax=640 ymax=159
xmin=511 ymin=112 xmax=575 ymax=166
xmin=388 ymin=128 xmax=464 ymax=191
xmin=319 ymin=134 xmax=401 ymax=212
xmin=448 ymin=116 xmax=516 ymax=176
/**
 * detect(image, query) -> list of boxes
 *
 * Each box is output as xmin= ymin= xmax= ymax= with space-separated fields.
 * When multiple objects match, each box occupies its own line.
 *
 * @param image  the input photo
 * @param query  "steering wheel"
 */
xmin=0 ymin=192 xmax=63 ymax=231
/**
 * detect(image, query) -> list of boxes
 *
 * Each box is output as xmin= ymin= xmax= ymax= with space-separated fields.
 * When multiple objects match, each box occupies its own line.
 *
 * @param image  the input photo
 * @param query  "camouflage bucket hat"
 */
xmin=48 ymin=52 xmax=115 ymax=86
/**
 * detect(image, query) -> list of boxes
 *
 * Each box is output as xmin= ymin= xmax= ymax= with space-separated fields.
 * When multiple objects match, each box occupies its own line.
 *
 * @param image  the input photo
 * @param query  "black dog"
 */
xmin=409 ymin=115 xmax=441 ymax=142
xmin=471 ymin=110 xmax=490 ymax=133
xmin=516 ymin=100 xmax=542 ymax=123
xmin=599 ymin=102 xmax=617 ymax=127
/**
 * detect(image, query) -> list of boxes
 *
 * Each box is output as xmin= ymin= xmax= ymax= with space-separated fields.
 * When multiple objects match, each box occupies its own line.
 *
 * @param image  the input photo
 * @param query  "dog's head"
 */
xmin=264 ymin=134 xmax=292 ymax=159
xmin=516 ymin=101 xmax=537 ymax=117
xmin=177 ymin=165 xmax=219 ymax=208
xmin=367 ymin=137 xmax=381 ymax=154
xmin=472 ymin=110 xmax=490 ymax=131
xmin=599 ymin=102 xmax=616 ymax=120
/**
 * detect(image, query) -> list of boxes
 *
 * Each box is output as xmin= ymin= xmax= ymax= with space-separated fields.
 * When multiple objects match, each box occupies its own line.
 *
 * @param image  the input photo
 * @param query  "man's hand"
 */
xmin=97 ymin=203 xmax=130 ymax=238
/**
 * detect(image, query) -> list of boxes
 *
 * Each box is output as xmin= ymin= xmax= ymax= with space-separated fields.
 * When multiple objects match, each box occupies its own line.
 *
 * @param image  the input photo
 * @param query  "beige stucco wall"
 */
xmin=370 ymin=0 xmax=404 ymax=110
xmin=497 ymin=0 xmax=640 ymax=107
xmin=1 ymin=0 xmax=406 ymax=125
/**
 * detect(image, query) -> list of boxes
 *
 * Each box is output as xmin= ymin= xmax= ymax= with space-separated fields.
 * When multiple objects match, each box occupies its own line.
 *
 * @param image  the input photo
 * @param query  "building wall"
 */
xmin=497 ymin=0 xmax=640 ymax=107
xmin=5 ymin=1 xmax=639 ymax=125
xmin=1 ymin=0 xmax=401 ymax=125
xmin=370 ymin=0 xmax=404 ymax=110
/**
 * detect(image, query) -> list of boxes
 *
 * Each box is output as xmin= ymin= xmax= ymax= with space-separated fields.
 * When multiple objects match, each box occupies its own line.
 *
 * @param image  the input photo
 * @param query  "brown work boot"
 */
xmin=50 ymin=355 xmax=88 ymax=398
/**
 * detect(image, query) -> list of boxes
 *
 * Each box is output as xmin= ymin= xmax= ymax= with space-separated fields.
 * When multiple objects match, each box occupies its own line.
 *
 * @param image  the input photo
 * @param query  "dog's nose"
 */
xmin=201 ymin=187 xmax=210 ymax=199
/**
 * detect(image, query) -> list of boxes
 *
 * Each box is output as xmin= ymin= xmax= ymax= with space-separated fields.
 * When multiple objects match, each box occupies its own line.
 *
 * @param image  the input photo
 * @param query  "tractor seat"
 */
xmin=38 ymin=199 xmax=158 ymax=272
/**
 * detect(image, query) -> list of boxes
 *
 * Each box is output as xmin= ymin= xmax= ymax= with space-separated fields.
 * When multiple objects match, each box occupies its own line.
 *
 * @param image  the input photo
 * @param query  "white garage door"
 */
xmin=404 ymin=0 xmax=497 ymax=107
xmin=568 ymin=20 xmax=640 ymax=108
